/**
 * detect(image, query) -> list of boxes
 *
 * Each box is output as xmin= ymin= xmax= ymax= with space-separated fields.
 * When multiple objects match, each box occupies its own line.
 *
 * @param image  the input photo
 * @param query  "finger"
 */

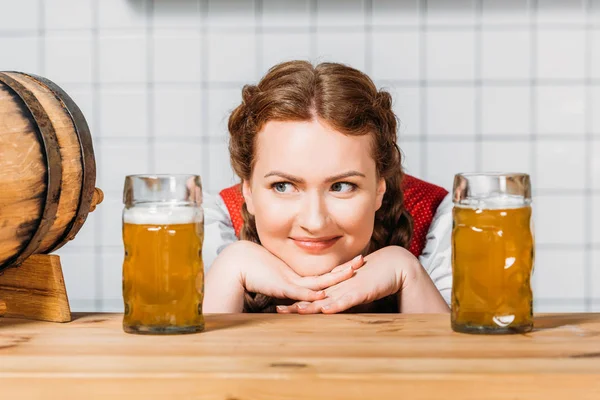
xmin=297 ymin=299 xmax=329 ymax=314
xmin=277 ymin=301 xmax=310 ymax=314
xmin=331 ymin=254 xmax=364 ymax=273
xmin=320 ymin=293 xmax=358 ymax=314
xmin=296 ymin=266 xmax=355 ymax=291
xmin=281 ymin=285 xmax=326 ymax=302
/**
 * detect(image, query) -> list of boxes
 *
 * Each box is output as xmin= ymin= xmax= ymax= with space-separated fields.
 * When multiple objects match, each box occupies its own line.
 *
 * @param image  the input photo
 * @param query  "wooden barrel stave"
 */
xmin=0 ymin=72 xmax=101 ymax=271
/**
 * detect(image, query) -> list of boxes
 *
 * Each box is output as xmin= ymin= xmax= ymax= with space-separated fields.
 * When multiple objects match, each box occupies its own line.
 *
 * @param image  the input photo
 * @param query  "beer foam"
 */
xmin=123 ymin=206 xmax=202 ymax=225
xmin=455 ymin=194 xmax=530 ymax=210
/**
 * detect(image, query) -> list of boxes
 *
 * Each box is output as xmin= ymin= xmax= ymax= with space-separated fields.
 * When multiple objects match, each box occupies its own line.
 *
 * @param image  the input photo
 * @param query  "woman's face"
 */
xmin=242 ymin=118 xmax=386 ymax=277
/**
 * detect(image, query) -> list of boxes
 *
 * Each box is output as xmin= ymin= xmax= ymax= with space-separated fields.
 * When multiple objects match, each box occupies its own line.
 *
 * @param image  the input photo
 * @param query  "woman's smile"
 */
xmin=289 ymin=235 xmax=342 ymax=253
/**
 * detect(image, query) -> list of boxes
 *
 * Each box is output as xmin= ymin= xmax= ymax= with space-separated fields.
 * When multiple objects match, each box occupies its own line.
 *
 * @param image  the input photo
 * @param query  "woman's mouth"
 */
xmin=290 ymin=236 xmax=341 ymax=252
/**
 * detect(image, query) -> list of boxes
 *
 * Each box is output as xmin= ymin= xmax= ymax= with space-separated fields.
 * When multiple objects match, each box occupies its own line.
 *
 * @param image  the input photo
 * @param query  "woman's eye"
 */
xmin=272 ymin=182 xmax=294 ymax=193
xmin=331 ymin=182 xmax=356 ymax=193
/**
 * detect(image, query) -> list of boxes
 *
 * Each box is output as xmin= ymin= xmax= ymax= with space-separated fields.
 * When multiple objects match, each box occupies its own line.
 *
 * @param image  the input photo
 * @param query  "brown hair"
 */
xmin=227 ymin=61 xmax=412 ymax=312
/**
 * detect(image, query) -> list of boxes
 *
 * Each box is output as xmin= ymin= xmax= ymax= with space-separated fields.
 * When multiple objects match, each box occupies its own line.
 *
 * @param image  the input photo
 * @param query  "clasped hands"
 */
xmin=235 ymin=241 xmax=420 ymax=314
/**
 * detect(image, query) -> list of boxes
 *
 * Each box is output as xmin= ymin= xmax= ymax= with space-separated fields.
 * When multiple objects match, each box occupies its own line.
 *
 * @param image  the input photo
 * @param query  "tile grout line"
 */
xmin=419 ymin=0 xmax=428 ymax=179
xmin=38 ymin=0 xmax=45 ymax=75
xmin=584 ymin=0 xmax=593 ymax=311
xmin=147 ymin=1 xmax=155 ymax=173
xmin=201 ymin=0 xmax=210 ymax=191
xmin=309 ymin=0 xmax=317 ymax=61
xmin=474 ymin=0 xmax=482 ymax=171
xmin=364 ymin=0 xmax=372 ymax=75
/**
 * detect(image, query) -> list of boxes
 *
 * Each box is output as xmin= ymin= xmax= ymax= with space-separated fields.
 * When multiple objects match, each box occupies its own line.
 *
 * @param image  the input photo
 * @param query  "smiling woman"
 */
xmin=202 ymin=61 xmax=452 ymax=315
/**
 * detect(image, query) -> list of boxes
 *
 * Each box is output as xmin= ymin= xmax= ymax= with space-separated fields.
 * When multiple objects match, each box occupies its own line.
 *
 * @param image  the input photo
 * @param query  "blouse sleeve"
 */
xmin=202 ymin=192 xmax=238 ymax=273
xmin=418 ymin=193 xmax=453 ymax=306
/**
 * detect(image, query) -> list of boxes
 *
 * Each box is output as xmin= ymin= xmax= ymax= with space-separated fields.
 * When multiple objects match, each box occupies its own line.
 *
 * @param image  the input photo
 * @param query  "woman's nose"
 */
xmin=297 ymin=192 xmax=329 ymax=233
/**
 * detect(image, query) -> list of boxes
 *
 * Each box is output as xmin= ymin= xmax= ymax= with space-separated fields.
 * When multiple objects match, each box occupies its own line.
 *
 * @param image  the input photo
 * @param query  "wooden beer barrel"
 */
xmin=0 ymin=71 xmax=103 ymax=272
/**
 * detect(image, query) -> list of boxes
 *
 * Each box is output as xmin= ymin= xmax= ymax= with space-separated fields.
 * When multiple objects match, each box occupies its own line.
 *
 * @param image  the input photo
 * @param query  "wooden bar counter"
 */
xmin=1 ymin=313 xmax=600 ymax=399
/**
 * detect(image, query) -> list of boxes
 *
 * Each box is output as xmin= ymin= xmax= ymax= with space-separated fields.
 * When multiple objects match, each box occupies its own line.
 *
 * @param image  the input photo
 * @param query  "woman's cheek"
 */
xmin=329 ymin=196 xmax=376 ymax=231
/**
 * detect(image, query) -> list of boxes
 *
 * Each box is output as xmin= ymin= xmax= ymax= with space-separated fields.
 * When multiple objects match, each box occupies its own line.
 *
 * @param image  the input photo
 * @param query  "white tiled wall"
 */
xmin=1 ymin=0 xmax=598 ymax=313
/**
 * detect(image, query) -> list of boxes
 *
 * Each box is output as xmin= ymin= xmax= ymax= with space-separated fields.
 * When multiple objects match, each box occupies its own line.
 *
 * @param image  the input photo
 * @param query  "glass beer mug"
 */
xmin=122 ymin=175 xmax=204 ymax=334
xmin=452 ymin=173 xmax=534 ymax=334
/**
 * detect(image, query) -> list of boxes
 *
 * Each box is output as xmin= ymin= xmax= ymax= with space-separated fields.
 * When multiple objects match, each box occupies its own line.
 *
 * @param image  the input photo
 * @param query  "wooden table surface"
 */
xmin=1 ymin=313 xmax=600 ymax=399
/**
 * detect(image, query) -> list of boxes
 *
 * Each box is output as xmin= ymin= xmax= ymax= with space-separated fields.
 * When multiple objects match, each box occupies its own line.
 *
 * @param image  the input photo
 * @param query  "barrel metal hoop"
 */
xmin=25 ymin=74 xmax=97 ymax=252
xmin=0 ymin=72 xmax=62 ymax=271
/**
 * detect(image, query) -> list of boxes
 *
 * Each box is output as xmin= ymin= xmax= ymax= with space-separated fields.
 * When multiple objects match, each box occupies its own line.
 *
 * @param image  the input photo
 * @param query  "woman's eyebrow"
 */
xmin=263 ymin=170 xmax=366 ymax=184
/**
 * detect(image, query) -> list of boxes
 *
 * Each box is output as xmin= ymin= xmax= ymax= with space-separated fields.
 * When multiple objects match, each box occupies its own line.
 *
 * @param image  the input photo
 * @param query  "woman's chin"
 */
xmin=284 ymin=252 xmax=346 ymax=277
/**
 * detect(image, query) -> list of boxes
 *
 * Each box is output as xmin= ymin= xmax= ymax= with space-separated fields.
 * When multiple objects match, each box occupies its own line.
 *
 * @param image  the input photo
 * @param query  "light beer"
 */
xmin=122 ymin=206 xmax=204 ymax=334
xmin=451 ymin=173 xmax=534 ymax=334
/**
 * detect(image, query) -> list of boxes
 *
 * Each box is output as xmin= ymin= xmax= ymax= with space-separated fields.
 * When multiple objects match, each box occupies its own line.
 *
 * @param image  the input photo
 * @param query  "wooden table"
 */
xmin=1 ymin=313 xmax=600 ymax=399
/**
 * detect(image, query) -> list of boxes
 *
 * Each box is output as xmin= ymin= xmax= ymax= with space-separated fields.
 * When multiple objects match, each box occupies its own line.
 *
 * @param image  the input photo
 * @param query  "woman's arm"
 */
xmin=203 ymin=240 xmax=365 ymax=313
xmin=277 ymin=246 xmax=449 ymax=314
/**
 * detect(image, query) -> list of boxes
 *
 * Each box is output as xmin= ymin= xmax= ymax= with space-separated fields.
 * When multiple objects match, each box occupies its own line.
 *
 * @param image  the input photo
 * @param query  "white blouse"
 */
xmin=202 ymin=192 xmax=454 ymax=305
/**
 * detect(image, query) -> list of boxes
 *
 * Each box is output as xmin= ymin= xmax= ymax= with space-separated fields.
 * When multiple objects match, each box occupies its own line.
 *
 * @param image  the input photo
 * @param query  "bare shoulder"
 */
xmin=367 ymin=245 xmax=417 ymax=261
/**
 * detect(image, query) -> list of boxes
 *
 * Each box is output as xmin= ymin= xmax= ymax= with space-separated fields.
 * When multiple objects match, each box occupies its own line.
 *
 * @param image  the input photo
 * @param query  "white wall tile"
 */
xmin=208 ymin=33 xmax=257 ymax=82
xmin=262 ymin=0 xmax=310 ymax=28
xmin=316 ymin=32 xmax=366 ymax=72
xmin=99 ymin=140 xmax=150 ymax=194
xmin=45 ymin=34 xmax=93 ymax=84
xmin=536 ymin=0 xmax=585 ymax=25
xmin=537 ymin=86 xmax=585 ymax=135
xmin=426 ymin=87 xmax=475 ymax=136
xmin=59 ymin=249 xmax=97 ymax=301
xmin=99 ymin=194 xmax=123 ymax=247
xmin=208 ymin=141 xmax=239 ymax=193
xmin=153 ymin=30 xmax=202 ymax=83
xmin=481 ymin=0 xmax=530 ymax=25
xmin=153 ymin=141 xmax=204 ymax=175
xmin=372 ymin=0 xmax=419 ymax=27
xmin=397 ymin=140 xmax=422 ymax=178
xmin=98 ymin=0 xmax=147 ymax=29
xmin=99 ymin=34 xmax=147 ymax=83
xmin=388 ymin=85 xmax=421 ymax=137
xmin=534 ymin=301 xmax=587 ymax=313
xmin=533 ymin=249 xmax=585 ymax=300
xmin=481 ymin=30 xmax=530 ymax=80
xmin=207 ymin=0 xmax=255 ymax=28
xmin=372 ymin=32 xmax=419 ymax=81
xmin=482 ymin=86 xmax=530 ymax=136
xmin=0 ymin=36 xmax=40 ymax=73
xmin=0 ymin=0 xmax=39 ymax=30
xmin=537 ymin=30 xmax=585 ymax=80
xmin=206 ymin=88 xmax=242 ymax=137
xmin=593 ymin=251 xmax=600 ymax=299
xmin=426 ymin=0 xmax=475 ymax=26
xmin=481 ymin=141 xmax=531 ymax=174
xmin=261 ymin=33 xmax=311 ymax=73
xmin=591 ymin=31 xmax=600 ymax=80
xmin=593 ymin=197 xmax=600 ymax=245
xmin=153 ymin=0 xmax=201 ymax=28
xmin=317 ymin=0 xmax=364 ymax=27
xmin=99 ymin=87 xmax=147 ymax=138
xmin=45 ymin=0 xmax=93 ymax=30
xmin=153 ymin=86 xmax=202 ymax=138
xmin=594 ymin=142 xmax=600 ymax=189
xmin=536 ymin=141 xmax=586 ymax=190
xmin=533 ymin=195 xmax=585 ymax=245
xmin=101 ymin=250 xmax=124 ymax=302
xmin=426 ymin=31 xmax=475 ymax=81
xmin=592 ymin=87 xmax=600 ymax=134
xmin=426 ymin=141 xmax=477 ymax=190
